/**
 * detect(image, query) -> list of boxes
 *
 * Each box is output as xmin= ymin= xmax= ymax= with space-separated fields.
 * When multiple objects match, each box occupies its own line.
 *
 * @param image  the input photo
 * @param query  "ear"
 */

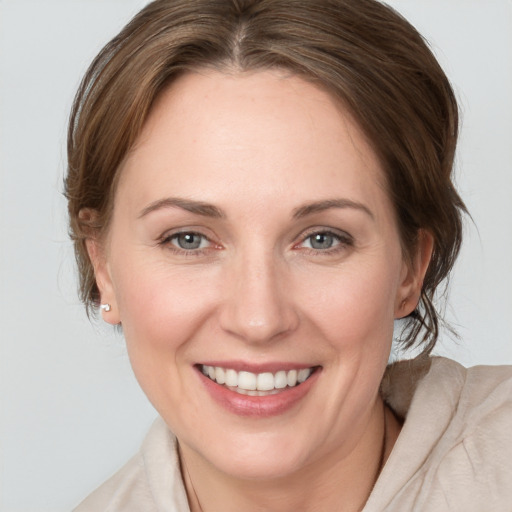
xmin=395 ymin=230 xmax=434 ymax=319
xmin=79 ymin=209 xmax=121 ymax=325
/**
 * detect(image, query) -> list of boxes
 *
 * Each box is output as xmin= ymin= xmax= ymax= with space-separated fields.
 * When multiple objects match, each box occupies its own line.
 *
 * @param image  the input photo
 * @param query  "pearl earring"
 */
xmin=100 ymin=303 xmax=112 ymax=312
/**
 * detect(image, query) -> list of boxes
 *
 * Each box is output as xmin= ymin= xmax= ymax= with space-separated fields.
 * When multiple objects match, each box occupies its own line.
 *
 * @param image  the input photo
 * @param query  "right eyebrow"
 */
xmin=138 ymin=197 xmax=226 ymax=219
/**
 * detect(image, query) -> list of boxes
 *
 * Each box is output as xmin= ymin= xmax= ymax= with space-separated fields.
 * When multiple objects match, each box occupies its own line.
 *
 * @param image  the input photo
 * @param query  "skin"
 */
xmin=87 ymin=70 xmax=432 ymax=511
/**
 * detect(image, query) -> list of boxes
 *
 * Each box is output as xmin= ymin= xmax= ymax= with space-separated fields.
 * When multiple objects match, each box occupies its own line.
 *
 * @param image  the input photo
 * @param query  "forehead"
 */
xmin=117 ymin=70 xmax=390 ymax=217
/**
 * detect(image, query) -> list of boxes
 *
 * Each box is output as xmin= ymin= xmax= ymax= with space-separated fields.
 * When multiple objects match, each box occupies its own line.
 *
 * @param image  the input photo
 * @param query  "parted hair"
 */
xmin=66 ymin=0 xmax=466 ymax=354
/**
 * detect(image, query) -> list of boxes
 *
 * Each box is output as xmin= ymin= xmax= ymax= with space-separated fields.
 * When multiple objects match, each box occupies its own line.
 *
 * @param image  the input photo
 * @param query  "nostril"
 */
xmin=218 ymin=260 xmax=299 ymax=342
xmin=219 ymin=303 xmax=298 ymax=344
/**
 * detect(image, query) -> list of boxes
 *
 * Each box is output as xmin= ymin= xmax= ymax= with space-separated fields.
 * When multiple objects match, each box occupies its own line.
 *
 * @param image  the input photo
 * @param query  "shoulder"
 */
xmin=382 ymin=355 xmax=512 ymax=422
xmin=73 ymin=418 xmax=190 ymax=512
xmin=369 ymin=357 xmax=512 ymax=511
xmin=421 ymin=359 xmax=512 ymax=510
xmin=73 ymin=452 xmax=151 ymax=512
xmin=414 ymin=357 xmax=512 ymax=442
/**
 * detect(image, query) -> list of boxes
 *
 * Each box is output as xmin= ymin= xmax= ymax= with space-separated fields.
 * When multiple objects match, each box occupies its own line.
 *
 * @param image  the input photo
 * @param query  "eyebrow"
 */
xmin=138 ymin=196 xmax=373 ymax=221
xmin=292 ymin=199 xmax=374 ymax=220
xmin=138 ymin=197 xmax=225 ymax=219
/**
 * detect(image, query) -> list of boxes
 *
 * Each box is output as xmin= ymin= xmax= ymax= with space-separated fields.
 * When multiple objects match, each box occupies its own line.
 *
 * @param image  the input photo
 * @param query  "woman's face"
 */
xmin=94 ymin=70 xmax=421 ymax=479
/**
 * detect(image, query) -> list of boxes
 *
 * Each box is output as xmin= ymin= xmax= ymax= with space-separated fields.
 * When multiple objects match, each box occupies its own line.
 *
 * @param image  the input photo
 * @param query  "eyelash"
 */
xmin=296 ymin=229 xmax=354 ymax=255
xmin=159 ymin=231 xmax=215 ymax=257
xmin=158 ymin=228 xmax=354 ymax=256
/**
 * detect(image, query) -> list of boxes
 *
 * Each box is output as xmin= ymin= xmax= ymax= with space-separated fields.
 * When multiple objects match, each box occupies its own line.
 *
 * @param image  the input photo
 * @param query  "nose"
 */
xmin=219 ymin=251 xmax=299 ymax=344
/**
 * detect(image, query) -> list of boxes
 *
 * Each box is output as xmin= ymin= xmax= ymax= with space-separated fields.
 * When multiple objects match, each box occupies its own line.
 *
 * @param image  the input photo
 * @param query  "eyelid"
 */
xmin=293 ymin=227 xmax=354 ymax=253
xmin=158 ymin=225 xmax=215 ymax=242
xmin=160 ymin=229 xmax=204 ymax=241
xmin=157 ymin=226 xmax=353 ymax=255
xmin=297 ymin=226 xmax=353 ymax=244
xmin=158 ymin=228 xmax=221 ymax=255
xmin=171 ymin=232 xmax=211 ymax=250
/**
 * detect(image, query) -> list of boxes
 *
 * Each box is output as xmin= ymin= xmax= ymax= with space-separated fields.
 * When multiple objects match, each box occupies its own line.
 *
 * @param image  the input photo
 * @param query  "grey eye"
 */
xmin=173 ymin=232 xmax=205 ymax=250
xmin=308 ymin=233 xmax=337 ymax=250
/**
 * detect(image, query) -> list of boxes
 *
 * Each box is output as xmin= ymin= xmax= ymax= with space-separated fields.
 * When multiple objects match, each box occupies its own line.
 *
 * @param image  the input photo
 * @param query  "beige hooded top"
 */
xmin=73 ymin=357 xmax=512 ymax=511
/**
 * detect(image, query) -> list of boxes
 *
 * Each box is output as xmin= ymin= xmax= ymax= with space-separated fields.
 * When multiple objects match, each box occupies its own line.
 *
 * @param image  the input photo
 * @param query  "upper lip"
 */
xmin=196 ymin=361 xmax=319 ymax=374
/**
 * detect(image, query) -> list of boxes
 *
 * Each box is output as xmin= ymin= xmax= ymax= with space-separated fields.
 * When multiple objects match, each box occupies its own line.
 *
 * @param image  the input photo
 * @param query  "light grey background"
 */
xmin=0 ymin=1 xmax=511 ymax=510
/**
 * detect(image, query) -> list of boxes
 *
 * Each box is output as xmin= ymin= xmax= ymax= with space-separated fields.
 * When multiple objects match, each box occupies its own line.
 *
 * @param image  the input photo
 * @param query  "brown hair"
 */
xmin=66 ymin=0 xmax=466 ymax=354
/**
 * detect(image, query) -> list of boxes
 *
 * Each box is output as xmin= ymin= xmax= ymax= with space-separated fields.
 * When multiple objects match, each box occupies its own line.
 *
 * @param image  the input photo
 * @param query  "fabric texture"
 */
xmin=73 ymin=357 xmax=512 ymax=511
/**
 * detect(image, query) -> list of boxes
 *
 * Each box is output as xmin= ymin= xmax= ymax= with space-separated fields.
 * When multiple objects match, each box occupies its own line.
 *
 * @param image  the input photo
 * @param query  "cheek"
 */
xmin=296 ymin=260 xmax=400 ymax=349
xmin=111 ymin=262 xmax=218 ymax=378
xmin=111 ymin=263 xmax=225 ymax=429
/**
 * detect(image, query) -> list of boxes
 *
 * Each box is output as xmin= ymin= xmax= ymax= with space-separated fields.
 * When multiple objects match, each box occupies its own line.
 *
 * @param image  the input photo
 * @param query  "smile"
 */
xmin=200 ymin=365 xmax=315 ymax=396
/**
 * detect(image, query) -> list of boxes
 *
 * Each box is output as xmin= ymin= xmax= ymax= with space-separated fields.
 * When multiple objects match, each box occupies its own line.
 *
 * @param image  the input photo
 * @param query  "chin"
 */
xmin=186 ymin=426 xmax=320 ymax=481
xmin=214 ymin=448 xmax=309 ymax=481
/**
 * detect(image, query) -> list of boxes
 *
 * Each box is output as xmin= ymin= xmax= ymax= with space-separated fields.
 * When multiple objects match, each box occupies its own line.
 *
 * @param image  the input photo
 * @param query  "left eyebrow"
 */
xmin=138 ymin=197 xmax=226 ymax=219
xmin=292 ymin=199 xmax=374 ymax=220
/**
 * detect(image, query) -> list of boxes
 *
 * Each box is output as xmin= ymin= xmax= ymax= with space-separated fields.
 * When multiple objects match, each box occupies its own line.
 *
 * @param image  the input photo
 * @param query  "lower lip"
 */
xmin=196 ymin=367 xmax=320 ymax=418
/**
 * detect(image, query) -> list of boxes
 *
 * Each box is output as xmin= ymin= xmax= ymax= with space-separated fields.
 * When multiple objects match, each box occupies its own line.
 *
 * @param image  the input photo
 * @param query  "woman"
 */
xmin=68 ymin=0 xmax=512 ymax=510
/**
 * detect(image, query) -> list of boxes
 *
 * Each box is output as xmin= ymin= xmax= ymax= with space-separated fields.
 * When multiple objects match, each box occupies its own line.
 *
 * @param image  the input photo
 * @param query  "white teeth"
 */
xmin=238 ymin=371 xmax=257 ymax=390
xmin=201 ymin=365 xmax=315 ymax=392
xmin=215 ymin=367 xmax=226 ymax=385
xmin=257 ymin=372 xmax=274 ymax=391
xmin=275 ymin=370 xmax=288 ymax=389
xmin=225 ymin=368 xmax=238 ymax=387
xmin=287 ymin=369 xmax=298 ymax=387
xmin=298 ymin=368 xmax=312 ymax=383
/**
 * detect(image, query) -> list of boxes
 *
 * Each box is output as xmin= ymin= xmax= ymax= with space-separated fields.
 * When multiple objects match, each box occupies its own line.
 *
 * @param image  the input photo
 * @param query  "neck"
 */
xmin=180 ymin=397 xmax=401 ymax=512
